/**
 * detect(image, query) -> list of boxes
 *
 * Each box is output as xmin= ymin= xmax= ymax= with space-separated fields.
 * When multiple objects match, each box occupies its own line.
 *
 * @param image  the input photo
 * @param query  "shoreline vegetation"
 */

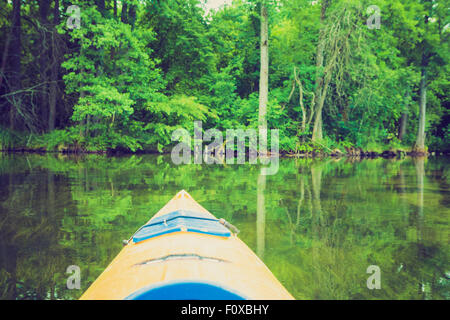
xmin=1 ymin=1 xmax=448 ymax=160
xmin=2 ymin=148 xmax=448 ymax=159
xmin=1 ymin=130 xmax=447 ymax=159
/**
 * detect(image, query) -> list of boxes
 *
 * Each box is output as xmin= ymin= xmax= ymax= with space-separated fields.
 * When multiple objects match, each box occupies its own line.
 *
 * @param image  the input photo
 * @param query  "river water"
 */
xmin=0 ymin=154 xmax=448 ymax=299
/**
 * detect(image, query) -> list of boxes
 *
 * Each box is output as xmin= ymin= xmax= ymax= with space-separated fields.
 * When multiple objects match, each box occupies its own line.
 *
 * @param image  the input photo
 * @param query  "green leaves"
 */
xmin=55 ymin=0 xmax=225 ymax=152
xmin=6 ymin=0 xmax=444 ymax=153
xmin=72 ymin=85 xmax=134 ymax=121
xmin=147 ymin=95 xmax=211 ymax=123
xmin=60 ymin=3 xmax=164 ymax=151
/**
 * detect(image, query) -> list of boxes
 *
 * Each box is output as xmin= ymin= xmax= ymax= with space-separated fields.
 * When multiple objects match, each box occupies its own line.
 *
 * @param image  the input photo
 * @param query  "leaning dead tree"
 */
xmin=310 ymin=2 xmax=362 ymax=142
xmin=288 ymin=3 xmax=361 ymax=146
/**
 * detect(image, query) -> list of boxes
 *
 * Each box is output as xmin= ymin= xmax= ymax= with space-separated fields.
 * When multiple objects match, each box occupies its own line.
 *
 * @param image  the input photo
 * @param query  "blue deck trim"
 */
xmin=125 ymin=280 xmax=246 ymax=300
xmin=132 ymin=210 xmax=231 ymax=243
xmin=146 ymin=210 xmax=217 ymax=226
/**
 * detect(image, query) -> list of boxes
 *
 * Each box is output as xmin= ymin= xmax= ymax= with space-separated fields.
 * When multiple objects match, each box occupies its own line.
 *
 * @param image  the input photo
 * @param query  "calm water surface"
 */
xmin=0 ymin=154 xmax=448 ymax=299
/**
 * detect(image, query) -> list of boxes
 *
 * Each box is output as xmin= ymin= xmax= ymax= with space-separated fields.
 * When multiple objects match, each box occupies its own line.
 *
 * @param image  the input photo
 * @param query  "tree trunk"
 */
xmin=79 ymin=81 xmax=86 ymax=138
xmin=258 ymin=3 xmax=269 ymax=154
xmin=129 ymin=4 xmax=137 ymax=29
xmin=398 ymin=115 xmax=408 ymax=141
xmin=291 ymin=67 xmax=307 ymax=135
xmin=312 ymin=112 xmax=323 ymax=141
xmin=312 ymin=70 xmax=332 ymax=141
xmin=398 ymin=90 xmax=410 ymax=140
xmin=398 ymin=97 xmax=408 ymax=141
xmin=48 ymin=0 xmax=60 ymax=131
xmin=96 ymin=0 xmax=105 ymax=16
xmin=121 ymin=2 xmax=128 ymax=24
xmin=311 ymin=0 xmax=330 ymax=142
xmin=8 ymin=0 xmax=22 ymax=130
xmin=0 ymin=29 xmax=12 ymax=90
xmin=414 ymin=67 xmax=427 ymax=153
xmin=39 ymin=0 xmax=51 ymax=131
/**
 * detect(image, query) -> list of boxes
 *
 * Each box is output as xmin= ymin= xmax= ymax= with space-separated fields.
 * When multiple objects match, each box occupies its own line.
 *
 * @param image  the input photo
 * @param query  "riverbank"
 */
xmin=1 ymin=127 xmax=448 ymax=158
xmin=284 ymin=148 xmax=449 ymax=158
xmin=1 ymin=145 xmax=449 ymax=159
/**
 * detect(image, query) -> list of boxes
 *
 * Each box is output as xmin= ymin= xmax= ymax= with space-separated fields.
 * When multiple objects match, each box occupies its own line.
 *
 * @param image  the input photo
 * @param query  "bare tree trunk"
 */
xmin=414 ymin=67 xmax=427 ymax=153
xmin=257 ymin=3 xmax=269 ymax=259
xmin=312 ymin=71 xmax=332 ymax=141
xmin=291 ymin=67 xmax=307 ymax=134
xmin=311 ymin=0 xmax=330 ymax=142
xmin=79 ymin=82 xmax=86 ymax=138
xmin=39 ymin=0 xmax=51 ymax=131
xmin=398 ymin=106 xmax=408 ymax=141
xmin=0 ymin=30 xmax=11 ymax=90
xmin=8 ymin=0 xmax=22 ymax=130
xmin=398 ymin=114 xmax=407 ymax=141
xmin=259 ymin=3 xmax=269 ymax=154
xmin=96 ymin=0 xmax=105 ymax=16
xmin=398 ymin=90 xmax=410 ymax=140
xmin=48 ymin=0 xmax=60 ymax=131
xmin=312 ymin=107 xmax=323 ymax=141
xmin=121 ymin=2 xmax=128 ymax=24
xmin=129 ymin=4 xmax=137 ymax=29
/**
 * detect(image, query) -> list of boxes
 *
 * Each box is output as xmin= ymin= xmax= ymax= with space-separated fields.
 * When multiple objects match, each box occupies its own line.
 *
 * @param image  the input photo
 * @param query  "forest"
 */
xmin=0 ymin=0 xmax=449 ymax=155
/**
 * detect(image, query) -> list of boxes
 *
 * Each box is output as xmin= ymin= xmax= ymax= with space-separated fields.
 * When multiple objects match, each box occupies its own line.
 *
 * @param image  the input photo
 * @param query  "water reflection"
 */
xmin=257 ymin=171 xmax=266 ymax=259
xmin=0 ymin=159 xmax=78 ymax=299
xmin=414 ymin=157 xmax=428 ymax=299
xmin=0 ymin=154 xmax=448 ymax=300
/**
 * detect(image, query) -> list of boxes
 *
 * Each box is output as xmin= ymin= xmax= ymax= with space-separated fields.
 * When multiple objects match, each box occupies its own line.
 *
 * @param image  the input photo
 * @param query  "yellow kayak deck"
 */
xmin=80 ymin=190 xmax=293 ymax=300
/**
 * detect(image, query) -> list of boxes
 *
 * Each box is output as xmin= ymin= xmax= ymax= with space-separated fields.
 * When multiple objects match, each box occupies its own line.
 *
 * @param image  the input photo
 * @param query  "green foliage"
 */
xmin=0 ymin=127 xmax=23 ymax=150
xmin=295 ymin=141 xmax=314 ymax=153
xmin=339 ymin=140 xmax=355 ymax=150
xmin=40 ymin=128 xmax=80 ymax=151
xmin=61 ymin=3 xmax=163 ymax=151
xmin=57 ymin=1 xmax=216 ymax=152
xmin=143 ymin=95 xmax=214 ymax=151
xmin=0 ymin=0 xmax=448 ymax=152
xmin=141 ymin=0 xmax=216 ymax=95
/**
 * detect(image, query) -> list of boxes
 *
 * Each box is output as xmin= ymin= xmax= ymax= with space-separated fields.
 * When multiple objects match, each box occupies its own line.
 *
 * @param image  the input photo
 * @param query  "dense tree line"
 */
xmin=0 ymin=0 xmax=448 ymax=154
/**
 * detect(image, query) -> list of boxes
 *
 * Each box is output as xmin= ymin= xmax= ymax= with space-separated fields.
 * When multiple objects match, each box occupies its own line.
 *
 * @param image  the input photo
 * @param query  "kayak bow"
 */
xmin=80 ymin=190 xmax=294 ymax=300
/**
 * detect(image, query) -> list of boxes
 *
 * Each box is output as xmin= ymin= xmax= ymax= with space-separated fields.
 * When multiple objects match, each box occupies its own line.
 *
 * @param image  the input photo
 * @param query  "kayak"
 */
xmin=80 ymin=190 xmax=294 ymax=300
